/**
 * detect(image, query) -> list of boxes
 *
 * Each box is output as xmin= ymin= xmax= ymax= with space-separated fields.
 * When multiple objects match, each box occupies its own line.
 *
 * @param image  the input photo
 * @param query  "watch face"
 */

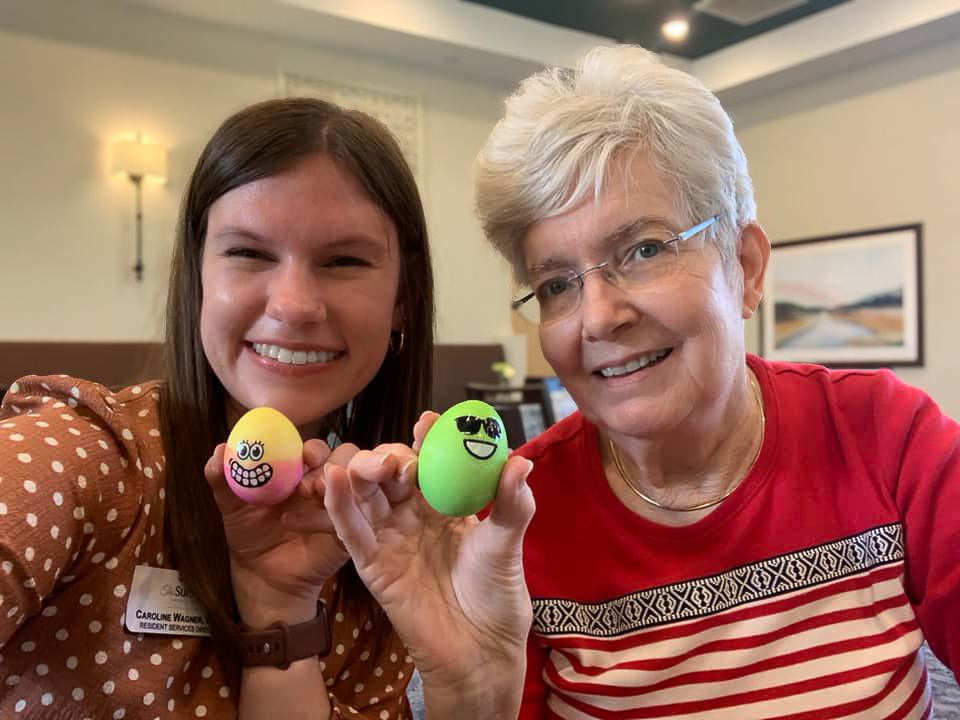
xmin=418 ymin=399 xmax=507 ymax=516
xmin=224 ymin=406 xmax=304 ymax=506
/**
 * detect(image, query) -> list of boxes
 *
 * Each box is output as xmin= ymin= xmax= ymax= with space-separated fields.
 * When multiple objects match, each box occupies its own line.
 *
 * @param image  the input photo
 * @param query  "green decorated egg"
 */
xmin=418 ymin=400 xmax=508 ymax=516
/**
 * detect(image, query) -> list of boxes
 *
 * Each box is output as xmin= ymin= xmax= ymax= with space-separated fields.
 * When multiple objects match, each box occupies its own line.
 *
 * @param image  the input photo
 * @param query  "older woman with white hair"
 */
xmin=472 ymin=44 xmax=959 ymax=718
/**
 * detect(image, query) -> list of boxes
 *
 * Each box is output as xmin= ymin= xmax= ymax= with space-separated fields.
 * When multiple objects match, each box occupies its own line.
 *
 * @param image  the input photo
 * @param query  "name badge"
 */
xmin=125 ymin=565 xmax=211 ymax=637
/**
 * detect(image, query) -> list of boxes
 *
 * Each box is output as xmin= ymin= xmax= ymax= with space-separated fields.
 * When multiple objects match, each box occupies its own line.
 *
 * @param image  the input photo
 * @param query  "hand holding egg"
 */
xmin=223 ymin=406 xmax=304 ymax=506
xmin=417 ymin=400 xmax=508 ymax=516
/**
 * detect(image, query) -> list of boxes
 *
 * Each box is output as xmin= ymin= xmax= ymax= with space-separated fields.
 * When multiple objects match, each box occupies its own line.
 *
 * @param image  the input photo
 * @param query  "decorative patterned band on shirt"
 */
xmin=533 ymin=522 xmax=904 ymax=637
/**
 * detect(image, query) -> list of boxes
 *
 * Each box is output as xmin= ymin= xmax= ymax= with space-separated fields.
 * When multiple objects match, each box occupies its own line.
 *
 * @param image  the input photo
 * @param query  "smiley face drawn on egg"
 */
xmin=224 ymin=407 xmax=304 ymax=506
xmin=228 ymin=440 xmax=273 ymax=488
xmin=418 ymin=400 xmax=508 ymax=517
xmin=454 ymin=414 xmax=503 ymax=460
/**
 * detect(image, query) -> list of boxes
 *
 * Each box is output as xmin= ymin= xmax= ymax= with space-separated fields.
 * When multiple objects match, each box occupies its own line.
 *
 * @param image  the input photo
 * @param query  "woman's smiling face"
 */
xmin=526 ymin=153 xmax=752 ymax=440
xmin=199 ymin=152 xmax=402 ymax=435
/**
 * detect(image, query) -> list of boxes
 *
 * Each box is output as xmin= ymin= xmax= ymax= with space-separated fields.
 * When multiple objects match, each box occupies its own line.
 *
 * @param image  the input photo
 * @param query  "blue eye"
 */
xmin=236 ymin=441 xmax=249 ymax=460
xmin=627 ymin=241 xmax=666 ymax=261
xmin=536 ymin=277 xmax=574 ymax=302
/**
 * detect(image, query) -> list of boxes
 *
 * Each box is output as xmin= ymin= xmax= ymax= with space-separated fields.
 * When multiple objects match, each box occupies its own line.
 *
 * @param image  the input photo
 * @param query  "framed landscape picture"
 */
xmin=760 ymin=224 xmax=923 ymax=367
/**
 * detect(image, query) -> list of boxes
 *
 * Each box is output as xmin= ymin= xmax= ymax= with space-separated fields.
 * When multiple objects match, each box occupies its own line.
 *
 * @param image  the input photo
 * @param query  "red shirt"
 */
xmin=516 ymin=355 xmax=958 ymax=718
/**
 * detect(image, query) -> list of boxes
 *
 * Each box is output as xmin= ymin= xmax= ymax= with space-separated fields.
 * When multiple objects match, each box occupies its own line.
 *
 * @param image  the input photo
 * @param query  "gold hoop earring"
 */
xmin=390 ymin=329 xmax=405 ymax=354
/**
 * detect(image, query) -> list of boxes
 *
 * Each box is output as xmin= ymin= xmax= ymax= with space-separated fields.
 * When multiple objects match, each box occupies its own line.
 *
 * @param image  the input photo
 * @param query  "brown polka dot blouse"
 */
xmin=0 ymin=375 xmax=414 ymax=719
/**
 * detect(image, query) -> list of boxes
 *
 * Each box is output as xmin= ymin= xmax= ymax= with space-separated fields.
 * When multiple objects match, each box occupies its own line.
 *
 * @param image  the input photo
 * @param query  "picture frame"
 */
xmin=760 ymin=224 xmax=923 ymax=367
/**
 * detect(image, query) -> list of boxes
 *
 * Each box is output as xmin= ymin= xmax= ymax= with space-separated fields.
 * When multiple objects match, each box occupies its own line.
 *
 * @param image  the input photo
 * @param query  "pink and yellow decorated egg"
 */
xmin=224 ymin=407 xmax=304 ymax=506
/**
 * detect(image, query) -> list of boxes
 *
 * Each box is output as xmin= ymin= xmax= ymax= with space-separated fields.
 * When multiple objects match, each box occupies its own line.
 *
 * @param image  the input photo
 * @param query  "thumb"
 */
xmin=483 ymin=455 xmax=536 ymax=545
xmin=205 ymin=443 xmax=246 ymax=514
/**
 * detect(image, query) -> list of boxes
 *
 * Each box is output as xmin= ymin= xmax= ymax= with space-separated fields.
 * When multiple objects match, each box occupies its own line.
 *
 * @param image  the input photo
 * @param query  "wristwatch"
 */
xmin=234 ymin=600 xmax=331 ymax=669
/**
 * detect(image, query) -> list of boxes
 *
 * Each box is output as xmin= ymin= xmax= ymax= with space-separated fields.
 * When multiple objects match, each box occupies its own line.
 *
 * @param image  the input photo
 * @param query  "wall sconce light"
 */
xmin=112 ymin=135 xmax=167 ymax=281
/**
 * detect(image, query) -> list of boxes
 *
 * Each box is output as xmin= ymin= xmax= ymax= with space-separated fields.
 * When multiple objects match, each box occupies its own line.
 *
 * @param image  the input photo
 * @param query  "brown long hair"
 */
xmin=159 ymin=98 xmax=434 ymax=682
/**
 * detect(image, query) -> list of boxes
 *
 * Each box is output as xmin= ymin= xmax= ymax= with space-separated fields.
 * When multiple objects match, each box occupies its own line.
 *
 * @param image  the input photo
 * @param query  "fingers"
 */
xmin=319 ymin=444 xmax=420 ymax=562
xmin=302 ymin=438 xmax=333 ymax=471
xmin=324 ymin=462 xmax=378 ymax=564
xmin=327 ymin=441 xmax=360 ymax=466
xmin=286 ymin=441 xmax=408 ymax=533
xmin=344 ymin=446 xmax=416 ymax=523
xmin=346 ymin=451 xmax=394 ymax=527
xmin=349 ymin=444 xmax=418 ymax=504
xmin=412 ymin=411 xmax=440 ymax=453
xmin=380 ymin=452 xmax=418 ymax=505
xmin=298 ymin=441 xmax=359 ymax=498
xmin=283 ymin=441 xmax=361 ymax=529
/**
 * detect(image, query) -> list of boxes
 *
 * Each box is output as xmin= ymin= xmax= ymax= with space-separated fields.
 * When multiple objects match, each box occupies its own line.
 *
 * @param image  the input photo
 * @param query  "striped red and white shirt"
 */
xmin=517 ymin=356 xmax=958 ymax=719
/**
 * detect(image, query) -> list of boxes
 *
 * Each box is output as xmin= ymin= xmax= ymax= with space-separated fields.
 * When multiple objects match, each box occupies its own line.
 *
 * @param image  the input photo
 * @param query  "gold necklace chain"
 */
xmin=609 ymin=375 xmax=766 ymax=513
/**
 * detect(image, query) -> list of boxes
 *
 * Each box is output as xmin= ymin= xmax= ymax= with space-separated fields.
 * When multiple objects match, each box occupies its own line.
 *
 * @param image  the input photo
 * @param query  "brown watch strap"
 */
xmin=234 ymin=600 xmax=331 ymax=669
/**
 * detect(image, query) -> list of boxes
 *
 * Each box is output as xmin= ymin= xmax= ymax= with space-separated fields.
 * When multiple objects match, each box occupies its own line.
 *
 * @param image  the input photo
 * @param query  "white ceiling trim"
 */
xmin=692 ymin=0 xmax=960 ymax=94
xmin=122 ymin=0 xmax=960 ymax=94
xmin=276 ymin=0 xmax=613 ymax=69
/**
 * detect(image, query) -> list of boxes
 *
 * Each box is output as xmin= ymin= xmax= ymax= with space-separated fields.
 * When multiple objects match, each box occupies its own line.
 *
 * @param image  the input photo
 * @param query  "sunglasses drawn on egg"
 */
xmin=454 ymin=414 xmax=503 ymax=460
xmin=228 ymin=439 xmax=274 ymax=488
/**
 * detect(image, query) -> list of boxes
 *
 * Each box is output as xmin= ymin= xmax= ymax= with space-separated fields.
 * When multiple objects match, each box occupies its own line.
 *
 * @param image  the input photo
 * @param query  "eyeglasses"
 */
xmin=455 ymin=415 xmax=503 ymax=439
xmin=512 ymin=215 xmax=720 ymax=325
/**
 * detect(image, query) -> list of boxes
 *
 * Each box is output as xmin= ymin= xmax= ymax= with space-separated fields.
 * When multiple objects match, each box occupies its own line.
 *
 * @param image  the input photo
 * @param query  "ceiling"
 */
xmin=120 ymin=0 xmax=960 ymax=102
xmin=463 ymin=0 xmax=852 ymax=59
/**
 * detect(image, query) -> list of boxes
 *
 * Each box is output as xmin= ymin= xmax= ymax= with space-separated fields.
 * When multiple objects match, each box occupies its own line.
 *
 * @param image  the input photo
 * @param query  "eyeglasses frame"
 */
xmin=511 ymin=214 xmax=721 ymax=321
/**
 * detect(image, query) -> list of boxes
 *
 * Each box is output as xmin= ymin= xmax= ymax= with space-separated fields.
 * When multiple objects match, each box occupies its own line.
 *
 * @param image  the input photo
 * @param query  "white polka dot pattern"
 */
xmin=0 ymin=375 xmax=414 ymax=718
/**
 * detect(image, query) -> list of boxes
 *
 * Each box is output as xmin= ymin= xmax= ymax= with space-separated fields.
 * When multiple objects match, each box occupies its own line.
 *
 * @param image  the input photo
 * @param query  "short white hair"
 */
xmin=474 ymin=45 xmax=756 ymax=281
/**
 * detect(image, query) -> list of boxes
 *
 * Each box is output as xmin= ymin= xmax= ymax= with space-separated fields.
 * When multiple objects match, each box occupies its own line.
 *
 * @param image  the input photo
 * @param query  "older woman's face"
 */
xmin=526 ymin=154 xmax=752 ymax=439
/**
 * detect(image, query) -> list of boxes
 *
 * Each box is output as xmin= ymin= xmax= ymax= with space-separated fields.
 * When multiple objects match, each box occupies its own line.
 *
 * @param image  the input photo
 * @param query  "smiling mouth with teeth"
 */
xmin=252 ymin=342 xmax=339 ymax=366
xmin=463 ymin=439 xmax=497 ymax=460
xmin=229 ymin=459 xmax=273 ymax=488
xmin=599 ymin=348 xmax=672 ymax=378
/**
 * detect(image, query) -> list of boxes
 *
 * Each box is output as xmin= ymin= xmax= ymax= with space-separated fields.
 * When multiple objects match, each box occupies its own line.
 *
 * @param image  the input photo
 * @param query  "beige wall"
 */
xmin=735 ymin=37 xmax=960 ymax=419
xmin=0 ymin=0 xmax=516 ymax=345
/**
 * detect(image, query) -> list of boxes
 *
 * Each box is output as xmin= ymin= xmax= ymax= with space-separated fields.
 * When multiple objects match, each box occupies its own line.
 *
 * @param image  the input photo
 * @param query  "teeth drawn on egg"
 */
xmin=463 ymin=439 xmax=497 ymax=460
xmin=228 ymin=459 xmax=274 ymax=487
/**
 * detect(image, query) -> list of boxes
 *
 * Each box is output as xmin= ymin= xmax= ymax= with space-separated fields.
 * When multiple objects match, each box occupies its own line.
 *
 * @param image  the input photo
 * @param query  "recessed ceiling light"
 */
xmin=661 ymin=18 xmax=690 ymax=42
